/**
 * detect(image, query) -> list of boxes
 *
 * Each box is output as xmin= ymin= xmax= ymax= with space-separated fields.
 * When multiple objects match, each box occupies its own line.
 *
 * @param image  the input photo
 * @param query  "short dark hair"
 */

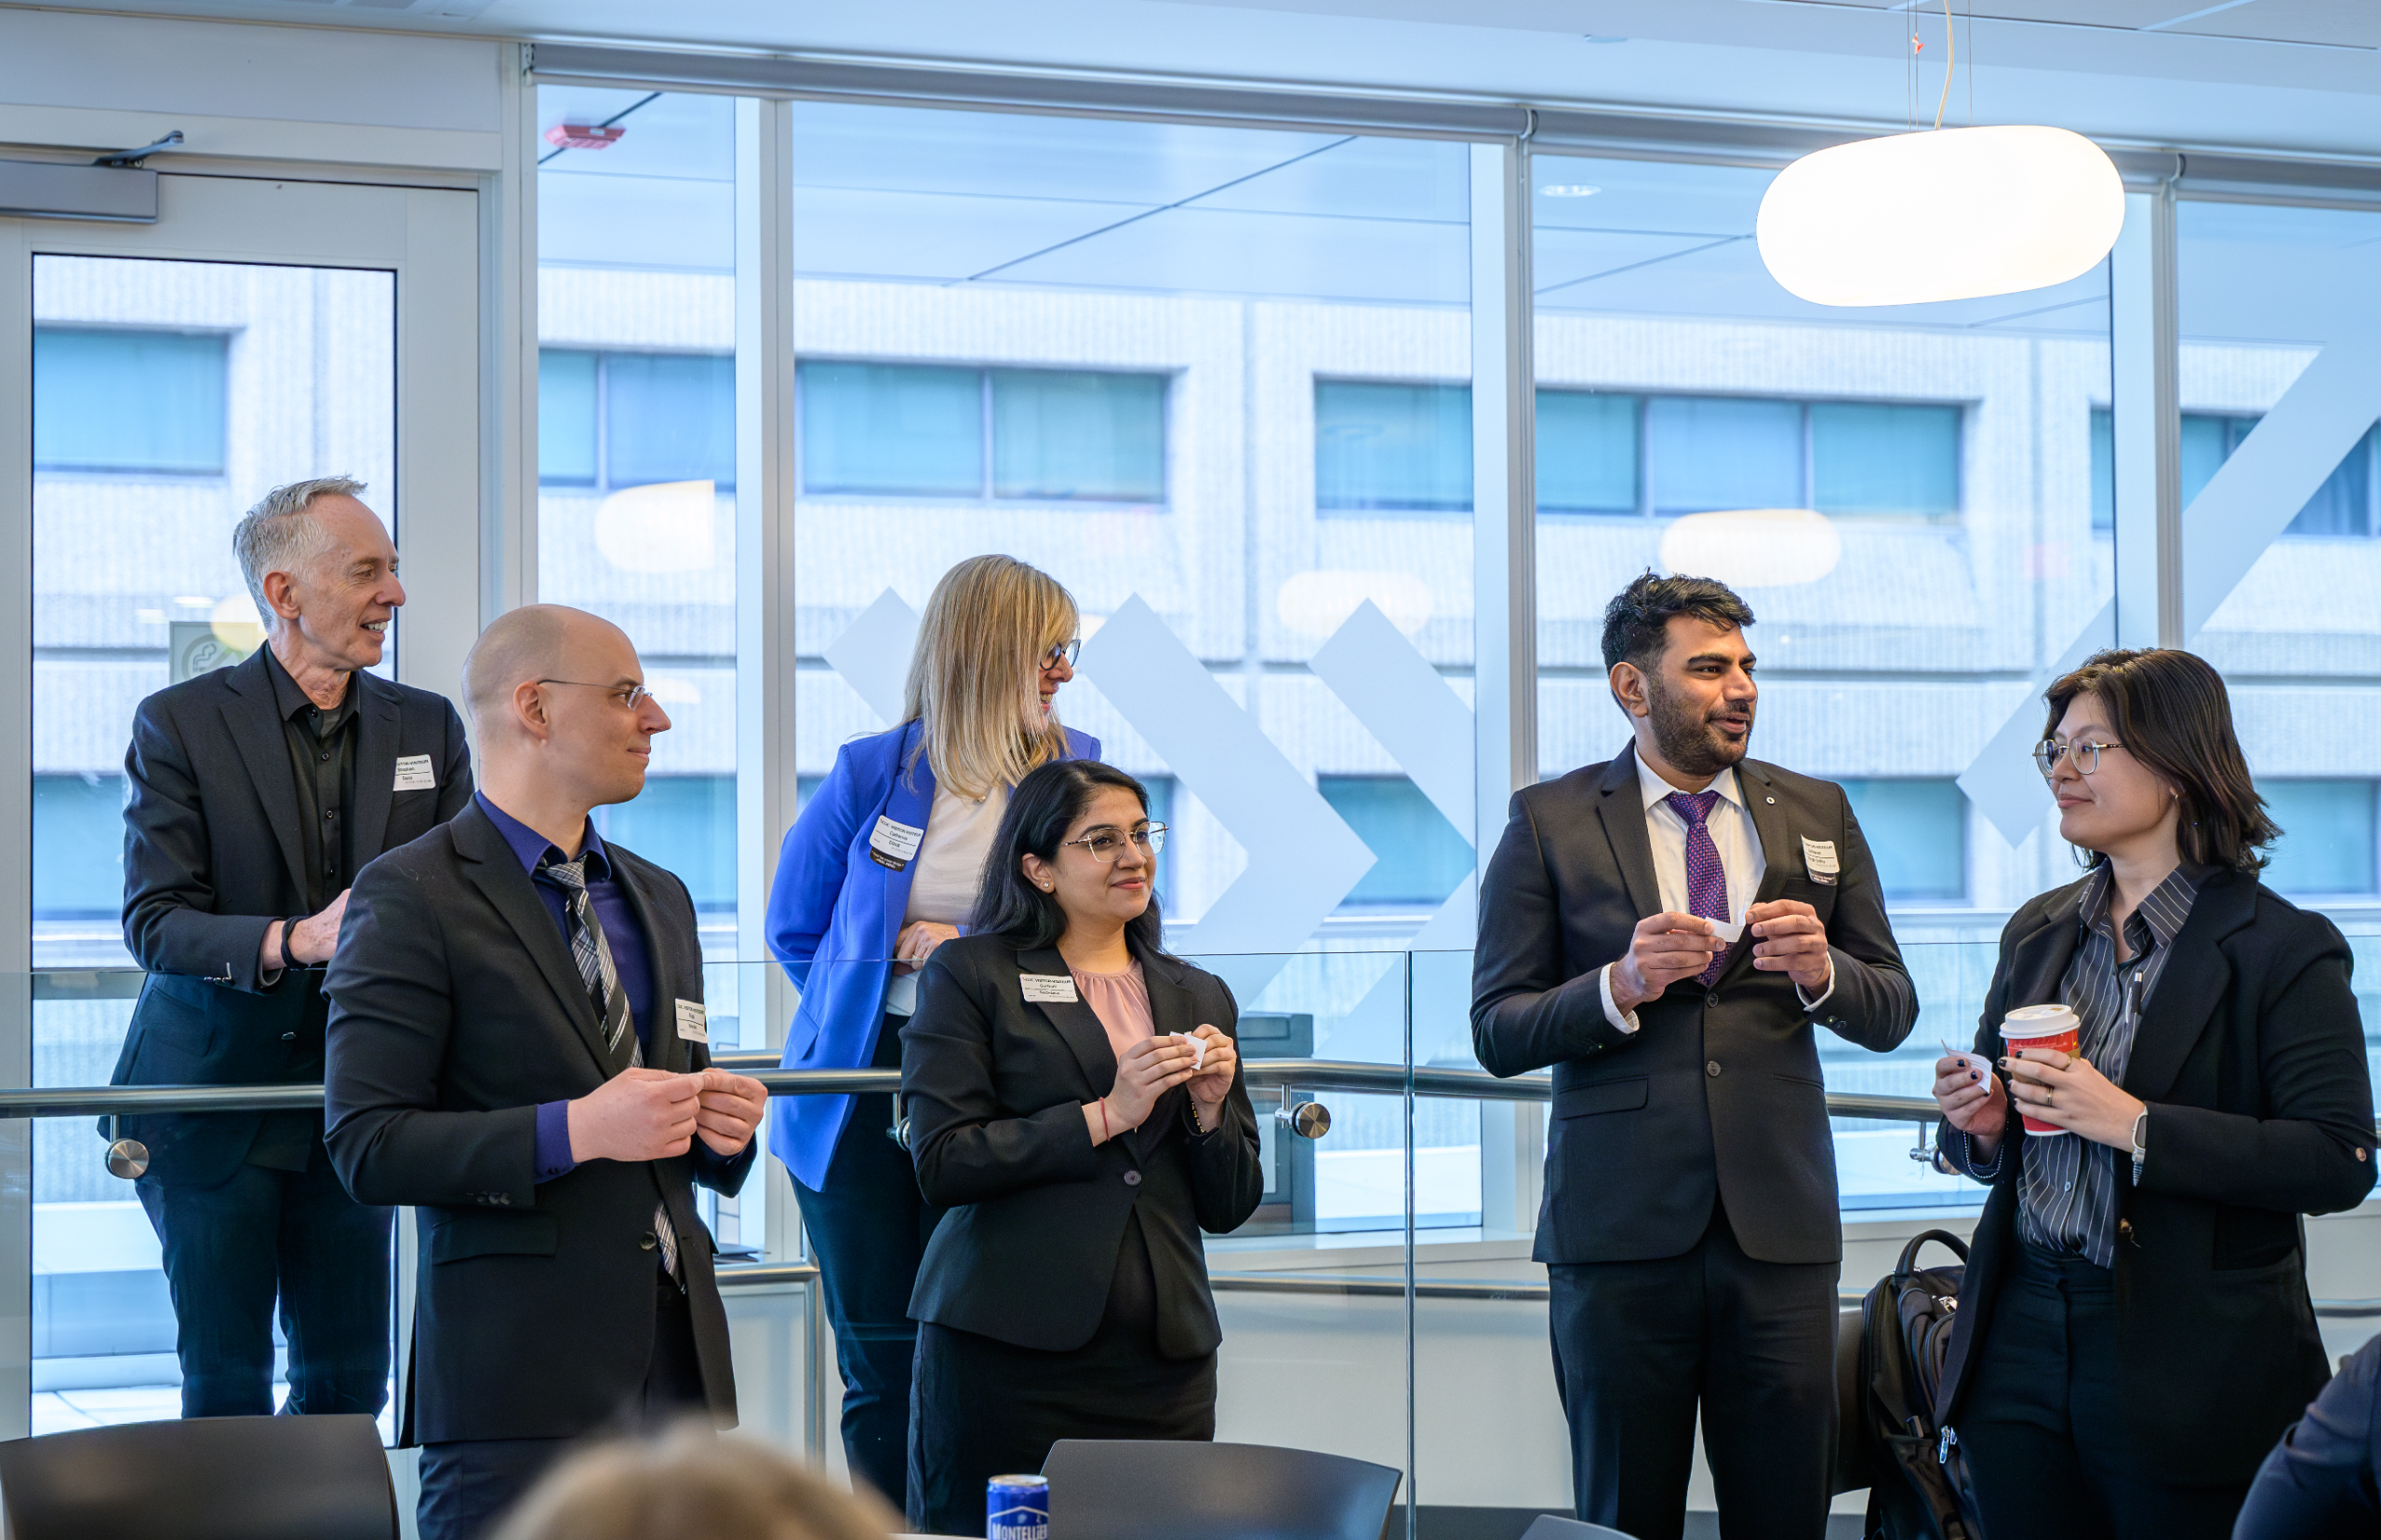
xmin=1600 ymin=571 xmax=1757 ymax=673
xmin=2042 ymin=647 xmax=2278 ymax=874
xmin=968 ymin=759 xmax=1168 ymax=956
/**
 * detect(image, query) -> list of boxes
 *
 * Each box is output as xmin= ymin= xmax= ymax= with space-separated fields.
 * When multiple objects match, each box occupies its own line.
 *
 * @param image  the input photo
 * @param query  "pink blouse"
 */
xmin=1071 ymin=960 xmax=1155 ymax=1065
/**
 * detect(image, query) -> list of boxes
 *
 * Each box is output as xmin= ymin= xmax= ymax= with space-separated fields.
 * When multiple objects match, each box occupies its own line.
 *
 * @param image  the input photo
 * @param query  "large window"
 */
xmin=539 ymin=87 xmax=743 ymax=951
xmin=1319 ymin=775 xmax=1473 ymax=909
xmin=799 ymin=362 xmax=1167 ymax=504
xmin=1314 ymin=379 xmax=1470 ymax=512
xmin=2261 ymin=780 xmax=2378 ymax=898
xmin=33 ymin=328 xmax=227 ymax=475
xmin=2089 ymin=407 xmax=2378 ymax=537
xmin=1840 ymin=778 xmax=1968 ymax=905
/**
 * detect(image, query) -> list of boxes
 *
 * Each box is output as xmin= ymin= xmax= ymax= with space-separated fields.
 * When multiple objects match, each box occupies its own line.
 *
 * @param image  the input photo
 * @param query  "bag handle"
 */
xmin=1895 ymin=1228 xmax=1970 ymax=1276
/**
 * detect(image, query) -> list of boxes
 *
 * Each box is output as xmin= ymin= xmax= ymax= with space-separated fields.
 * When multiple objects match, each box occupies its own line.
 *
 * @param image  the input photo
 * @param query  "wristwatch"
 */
xmin=2130 ymin=1109 xmax=2148 ymax=1185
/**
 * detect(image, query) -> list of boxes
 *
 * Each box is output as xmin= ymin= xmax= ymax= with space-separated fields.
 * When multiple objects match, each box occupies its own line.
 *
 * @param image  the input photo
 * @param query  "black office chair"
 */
xmin=1043 ymin=1439 xmax=1402 ymax=1540
xmin=1519 ymin=1513 xmax=1635 ymax=1540
xmin=0 ymin=1413 xmax=399 ymax=1540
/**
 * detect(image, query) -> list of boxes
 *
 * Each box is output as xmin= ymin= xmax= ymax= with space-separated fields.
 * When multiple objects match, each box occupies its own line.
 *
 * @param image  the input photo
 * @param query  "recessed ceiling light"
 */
xmin=1540 ymin=185 xmax=1603 ymax=198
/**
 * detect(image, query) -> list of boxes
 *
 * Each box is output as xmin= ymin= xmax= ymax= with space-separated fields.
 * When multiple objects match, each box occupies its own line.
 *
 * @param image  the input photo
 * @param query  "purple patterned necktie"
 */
xmin=1665 ymin=790 xmax=1730 ymax=987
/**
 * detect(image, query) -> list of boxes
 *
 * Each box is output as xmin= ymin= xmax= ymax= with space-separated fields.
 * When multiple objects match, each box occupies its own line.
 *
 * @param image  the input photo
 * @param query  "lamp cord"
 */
xmin=1933 ymin=0 xmax=1956 ymax=130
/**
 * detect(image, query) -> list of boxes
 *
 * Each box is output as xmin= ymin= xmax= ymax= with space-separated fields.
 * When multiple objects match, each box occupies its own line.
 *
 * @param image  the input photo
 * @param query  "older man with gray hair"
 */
xmin=115 ymin=475 xmax=473 ymax=1420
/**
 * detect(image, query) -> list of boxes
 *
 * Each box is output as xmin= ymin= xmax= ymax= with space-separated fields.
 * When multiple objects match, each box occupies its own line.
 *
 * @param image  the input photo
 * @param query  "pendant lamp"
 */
xmin=1757 ymin=125 xmax=2123 ymax=307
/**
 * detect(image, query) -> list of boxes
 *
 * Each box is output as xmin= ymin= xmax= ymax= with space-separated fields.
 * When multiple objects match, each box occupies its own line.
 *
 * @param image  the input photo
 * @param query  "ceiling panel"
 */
xmin=2167 ymin=0 xmax=2381 ymax=47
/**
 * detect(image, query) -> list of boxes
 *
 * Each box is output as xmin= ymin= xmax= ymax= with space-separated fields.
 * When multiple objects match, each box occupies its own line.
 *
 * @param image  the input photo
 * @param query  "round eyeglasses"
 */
xmin=1061 ymin=823 xmax=1166 ymax=863
xmin=1044 ymin=639 xmax=1082 ymax=670
xmin=2032 ymin=738 xmax=2121 ymax=777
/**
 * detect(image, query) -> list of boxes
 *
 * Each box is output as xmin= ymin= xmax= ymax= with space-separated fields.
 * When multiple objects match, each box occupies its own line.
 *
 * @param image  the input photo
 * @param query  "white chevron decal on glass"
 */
xmin=1310 ymin=600 xmax=1477 ymax=949
xmin=1078 ymin=595 xmax=1376 ymax=993
xmin=823 ymin=588 xmax=920 ymax=727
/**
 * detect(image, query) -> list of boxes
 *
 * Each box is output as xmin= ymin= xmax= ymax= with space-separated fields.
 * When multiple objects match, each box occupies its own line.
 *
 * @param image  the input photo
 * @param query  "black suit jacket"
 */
xmin=901 ymin=936 xmax=1264 ymax=1355
xmin=1471 ymin=743 xmax=1917 ymax=1266
xmin=114 ymin=647 xmax=472 ymax=1186
xmin=1935 ymin=870 xmax=2374 ymax=1483
xmin=321 ymin=802 xmax=757 ymax=1447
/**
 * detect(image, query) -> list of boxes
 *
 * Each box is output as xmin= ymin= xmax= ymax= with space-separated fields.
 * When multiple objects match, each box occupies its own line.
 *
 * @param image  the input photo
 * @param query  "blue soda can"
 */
xmin=987 ymin=1474 xmax=1050 ymax=1540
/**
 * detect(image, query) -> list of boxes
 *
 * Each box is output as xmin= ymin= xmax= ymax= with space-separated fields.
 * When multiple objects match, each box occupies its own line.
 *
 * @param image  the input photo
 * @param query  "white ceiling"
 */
xmin=10 ymin=0 xmax=2381 ymax=158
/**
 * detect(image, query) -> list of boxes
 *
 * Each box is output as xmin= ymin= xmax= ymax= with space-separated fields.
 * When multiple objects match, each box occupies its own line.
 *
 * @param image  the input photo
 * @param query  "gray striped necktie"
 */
xmin=536 ymin=851 xmax=680 ymax=1284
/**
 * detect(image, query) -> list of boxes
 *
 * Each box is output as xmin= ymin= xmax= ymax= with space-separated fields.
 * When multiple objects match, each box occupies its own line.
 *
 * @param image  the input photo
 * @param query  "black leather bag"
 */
xmin=1847 ymin=1228 xmax=1988 ymax=1540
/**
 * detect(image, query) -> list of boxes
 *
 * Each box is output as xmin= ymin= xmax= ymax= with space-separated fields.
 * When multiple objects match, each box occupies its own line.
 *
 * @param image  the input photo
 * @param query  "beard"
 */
xmin=1647 ymin=676 xmax=1751 ymax=778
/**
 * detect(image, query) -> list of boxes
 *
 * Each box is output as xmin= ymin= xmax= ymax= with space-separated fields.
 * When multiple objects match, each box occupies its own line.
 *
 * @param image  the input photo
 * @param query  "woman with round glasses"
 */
xmin=899 ymin=758 xmax=1261 ymax=1534
xmin=1926 ymin=647 xmax=2373 ymax=1540
xmin=765 ymin=555 xmax=1095 ymax=1508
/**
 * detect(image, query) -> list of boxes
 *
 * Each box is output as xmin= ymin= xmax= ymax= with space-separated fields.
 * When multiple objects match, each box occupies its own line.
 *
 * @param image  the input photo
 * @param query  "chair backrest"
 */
xmin=1519 ymin=1513 xmax=1636 ymax=1540
xmin=0 ymin=1414 xmax=399 ymax=1540
xmin=1042 ymin=1439 xmax=1402 ymax=1540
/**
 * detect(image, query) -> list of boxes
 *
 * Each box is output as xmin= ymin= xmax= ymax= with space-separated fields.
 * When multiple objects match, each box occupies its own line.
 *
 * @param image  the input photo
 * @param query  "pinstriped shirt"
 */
xmin=1966 ymin=862 xmax=2202 ymax=1268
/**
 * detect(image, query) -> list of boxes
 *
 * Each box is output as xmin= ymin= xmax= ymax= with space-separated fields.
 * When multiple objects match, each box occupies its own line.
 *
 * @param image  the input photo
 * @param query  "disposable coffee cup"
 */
xmin=1999 ymin=1003 xmax=2081 ymax=1136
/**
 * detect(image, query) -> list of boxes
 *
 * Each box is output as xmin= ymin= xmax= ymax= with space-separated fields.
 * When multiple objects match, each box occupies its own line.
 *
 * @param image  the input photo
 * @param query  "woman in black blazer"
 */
xmin=1929 ymin=648 xmax=2374 ymax=1540
xmin=900 ymin=758 xmax=1265 ymax=1535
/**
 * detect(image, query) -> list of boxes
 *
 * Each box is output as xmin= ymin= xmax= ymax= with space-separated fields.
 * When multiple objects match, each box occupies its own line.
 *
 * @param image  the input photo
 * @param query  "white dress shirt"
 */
xmin=884 ymin=780 xmax=1010 ymax=1017
xmin=1597 ymin=753 xmax=1833 ymax=1033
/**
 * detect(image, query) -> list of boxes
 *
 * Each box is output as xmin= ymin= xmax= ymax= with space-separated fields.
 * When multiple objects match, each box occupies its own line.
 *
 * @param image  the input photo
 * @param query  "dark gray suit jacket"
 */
xmin=322 ymin=802 xmax=756 ymax=1446
xmin=1471 ymin=743 xmax=1917 ymax=1267
xmin=114 ymin=646 xmax=472 ymax=1186
xmin=903 ymin=936 xmax=1265 ymax=1355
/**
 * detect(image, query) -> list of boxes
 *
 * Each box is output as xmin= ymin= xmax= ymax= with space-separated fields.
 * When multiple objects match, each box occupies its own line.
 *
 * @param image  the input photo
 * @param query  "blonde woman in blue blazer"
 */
xmin=765 ymin=555 xmax=1097 ymax=1505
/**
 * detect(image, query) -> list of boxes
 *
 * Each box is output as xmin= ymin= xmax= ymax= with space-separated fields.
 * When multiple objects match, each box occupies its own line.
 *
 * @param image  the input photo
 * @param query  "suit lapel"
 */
xmin=877 ymin=721 xmax=935 ymax=960
xmin=2121 ymin=872 xmax=2252 ymax=1103
xmin=1592 ymin=744 xmax=1662 ymax=922
xmin=351 ymin=674 xmax=403 ymax=860
xmin=219 ymin=650 xmax=308 ymax=896
xmin=452 ymin=803 xmax=616 ymax=1077
xmin=1016 ymin=945 xmax=1118 ymax=1096
xmin=1135 ymin=955 xmax=1198 ymax=1160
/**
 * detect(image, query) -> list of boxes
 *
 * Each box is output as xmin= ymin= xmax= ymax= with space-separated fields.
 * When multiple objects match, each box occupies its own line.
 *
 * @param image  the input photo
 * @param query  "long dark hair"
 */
xmin=2042 ymin=647 xmax=2278 ymax=874
xmin=968 ymin=759 xmax=1167 ymax=955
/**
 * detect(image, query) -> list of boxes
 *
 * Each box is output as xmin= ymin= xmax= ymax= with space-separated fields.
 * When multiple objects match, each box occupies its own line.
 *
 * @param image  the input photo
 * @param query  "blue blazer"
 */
xmin=765 ymin=720 xmax=1099 ymax=1188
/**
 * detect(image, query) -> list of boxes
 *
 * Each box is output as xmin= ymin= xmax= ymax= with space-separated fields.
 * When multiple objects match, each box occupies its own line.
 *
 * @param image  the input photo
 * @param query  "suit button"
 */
xmin=1706 ymin=993 xmax=1721 ymax=1009
xmin=1123 ymin=1171 xmax=1142 ymax=1187
xmin=1706 ymin=1060 xmax=1722 ymax=1077
xmin=639 ymin=1232 xmax=658 ymax=1251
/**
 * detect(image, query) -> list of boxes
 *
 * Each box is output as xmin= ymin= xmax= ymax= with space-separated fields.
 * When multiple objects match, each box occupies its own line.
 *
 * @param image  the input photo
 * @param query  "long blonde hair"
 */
xmin=902 ymin=555 xmax=1080 ymax=800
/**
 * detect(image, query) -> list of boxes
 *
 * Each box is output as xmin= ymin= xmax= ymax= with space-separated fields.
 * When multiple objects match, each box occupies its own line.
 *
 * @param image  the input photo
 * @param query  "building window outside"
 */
xmin=539 ymin=347 xmax=736 ymax=491
xmin=1531 ymin=390 xmax=1961 ymax=520
xmin=1838 ymin=778 xmax=1969 ymax=905
xmin=591 ymin=774 xmax=736 ymax=913
xmin=33 ymin=774 xmax=126 ymax=922
xmin=798 ymin=361 xmax=1168 ymax=505
xmin=33 ymin=327 xmax=228 ymax=476
xmin=2261 ymin=780 xmax=2379 ymax=897
xmin=1314 ymin=379 xmax=1472 ymax=513
xmin=1318 ymin=775 xmax=1473 ymax=909
xmin=2089 ymin=407 xmax=2378 ymax=537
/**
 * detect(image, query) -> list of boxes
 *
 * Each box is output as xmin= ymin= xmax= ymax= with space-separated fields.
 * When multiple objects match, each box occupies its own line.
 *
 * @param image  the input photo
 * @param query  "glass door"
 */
xmin=0 ymin=171 xmax=480 ymax=1439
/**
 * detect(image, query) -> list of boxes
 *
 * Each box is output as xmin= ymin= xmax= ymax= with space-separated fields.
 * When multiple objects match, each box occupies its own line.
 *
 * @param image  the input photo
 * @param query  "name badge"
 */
xmin=1801 ymin=835 xmax=1841 ymax=886
xmin=1021 ymin=974 xmax=1079 ymax=1004
xmin=392 ymin=754 xmax=436 ymax=792
xmin=869 ymin=815 xmax=924 ymax=871
xmin=674 ymin=999 xmax=708 ymax=1044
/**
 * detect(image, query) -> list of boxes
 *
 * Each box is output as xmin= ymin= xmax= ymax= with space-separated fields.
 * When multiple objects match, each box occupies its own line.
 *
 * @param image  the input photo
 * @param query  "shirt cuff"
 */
xmin=1598 ymin=964 xmax=1641 ymax=1036
xmin=534 ymin=1101 xmax=577 ymax=1183
xmin=1794 ymin=953 xmax=1837 ymax=1013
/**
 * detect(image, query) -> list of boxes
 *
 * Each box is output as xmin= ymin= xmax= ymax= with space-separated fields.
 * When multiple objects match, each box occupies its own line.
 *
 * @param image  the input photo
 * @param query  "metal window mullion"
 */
xmin=2111 ymin=182 xmax=2180 ymax=650
xmin=0 ymin=217 xmax=34 ymax=1442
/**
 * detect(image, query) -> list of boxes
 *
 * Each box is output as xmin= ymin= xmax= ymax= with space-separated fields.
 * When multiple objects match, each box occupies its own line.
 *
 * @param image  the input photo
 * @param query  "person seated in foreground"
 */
xmin=2231 ymin=1333 xmax=2381 ymax=1538
xmin=489 ymin=1422 xmax=899 ymax=1540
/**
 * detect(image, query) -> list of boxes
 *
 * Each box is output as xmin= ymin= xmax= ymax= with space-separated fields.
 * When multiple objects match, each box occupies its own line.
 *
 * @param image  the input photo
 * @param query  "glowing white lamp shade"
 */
xmin=1659 ymin=509 xmax=1842 ymax=590
xmin=1757 ymin=126 xmax=2123 ymax=308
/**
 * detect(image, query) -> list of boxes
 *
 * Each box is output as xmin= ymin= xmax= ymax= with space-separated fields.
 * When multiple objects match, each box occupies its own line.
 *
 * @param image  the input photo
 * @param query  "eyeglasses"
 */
xmin=1044 ymin=639 xmax=1082 ymax=670
xmin=2032 ymin=738 xmax=2121 ymax=777
xmin=539 ymin=679 xmax=656 ymax=711
xmin=1061 ymin=823 xmax=1167 ymax=863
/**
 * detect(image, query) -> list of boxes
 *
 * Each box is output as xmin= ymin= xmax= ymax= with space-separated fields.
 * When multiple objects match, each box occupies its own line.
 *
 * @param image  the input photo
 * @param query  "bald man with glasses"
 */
xmin=325 ymin=604 xmax=766 ymax=1540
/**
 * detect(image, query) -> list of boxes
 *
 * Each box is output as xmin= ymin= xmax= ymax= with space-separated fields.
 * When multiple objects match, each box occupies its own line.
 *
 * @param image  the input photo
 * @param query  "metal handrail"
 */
xmin=1207 ymin=1269 xmax=2381 ymax=1320
xmin=0 ymin=1062 xmax=1946 ymax=1125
